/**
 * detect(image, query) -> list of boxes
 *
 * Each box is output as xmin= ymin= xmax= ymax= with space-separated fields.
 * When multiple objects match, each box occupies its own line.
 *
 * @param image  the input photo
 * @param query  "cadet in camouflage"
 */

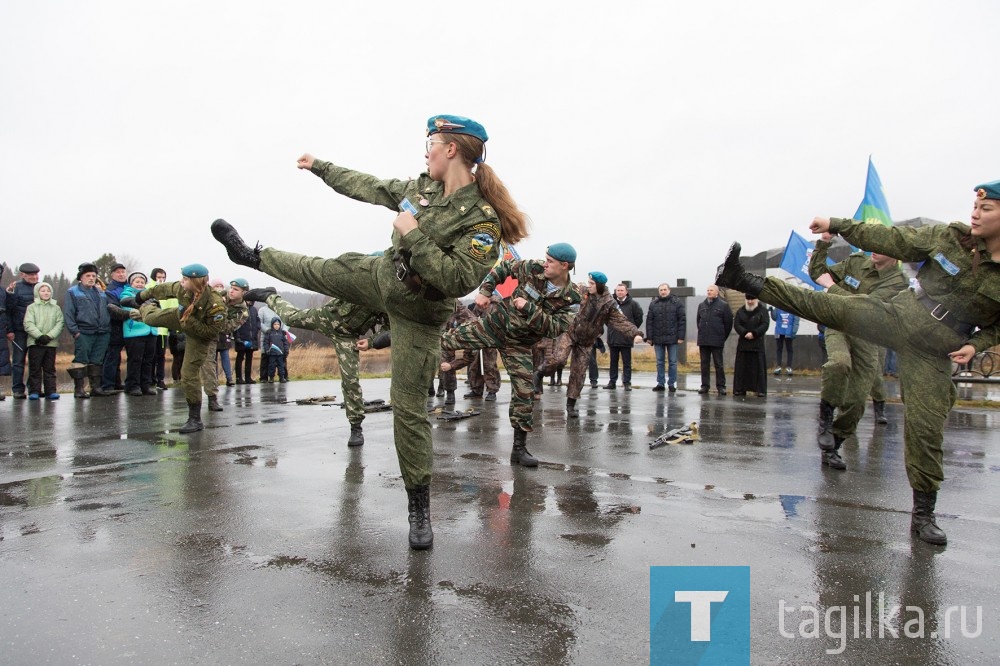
xmin=808 ymin=237 xmax=907 ymax=469
xmin=437 ymin=301 xmax=477 ymax=405
xmin=464 ymin=297 xmax=502 ymax=400
xmin=441 ymin=244 xmax=581 ymax=467
xmin=133 ymin=266 xmax=229 ymax=434
xmin=212 ymin=114 xmax=530 ymax=550
xmin=534 ymin=271 xmax=642 ymax=418
xmin=265 ymin=292 xmax=387 ymax=447
xmin=715 ymin=179 xmax=1000 ymax=545
xmin=201 ymin=280 xmax=249 ymax=412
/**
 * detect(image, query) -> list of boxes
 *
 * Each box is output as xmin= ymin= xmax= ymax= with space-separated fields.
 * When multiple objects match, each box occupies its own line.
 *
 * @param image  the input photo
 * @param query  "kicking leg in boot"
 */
xmin=211 ymin=219 xmax=262 ymax=269
xmin=510 ymin=428 xmax=538 ymax=467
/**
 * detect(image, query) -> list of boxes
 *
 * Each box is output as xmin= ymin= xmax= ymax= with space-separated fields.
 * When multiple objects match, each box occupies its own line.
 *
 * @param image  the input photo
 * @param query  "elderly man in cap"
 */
xmin=62 ymin=262 xmax=112 ymax=398
xmin=441 ymin=243 xmax=582 ymax=465
xmin=200 ymin=278 xmax=250 ymax=412
xmin=5 ymin=262 xmax=41 ymax=398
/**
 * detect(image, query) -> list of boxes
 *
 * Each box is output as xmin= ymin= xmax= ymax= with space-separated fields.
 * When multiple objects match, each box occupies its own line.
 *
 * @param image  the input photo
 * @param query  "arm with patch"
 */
xmin=309 ymin=160 xmax=411 ymax=212
xmin=398 ymin=211 xmax=501 ymax=298
xmin=477 ymin=259 xmax=522 ymax=298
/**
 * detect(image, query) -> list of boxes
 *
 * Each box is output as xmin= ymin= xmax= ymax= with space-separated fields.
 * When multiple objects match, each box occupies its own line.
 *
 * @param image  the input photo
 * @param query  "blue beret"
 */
xmin=974 ymin=180 xmax=1000 ymax=201
xmin=230 ymin=278 xmax=249 ymax=290
xmin=546 ymin=242 xmax=577 ymax=263
xmin=588 ymin=271 xmax=608 ymax=285
xmin=427 ymin=115 xmax=488 ymax=143
xmin=181 ymin=263 xmax=209 ymax=278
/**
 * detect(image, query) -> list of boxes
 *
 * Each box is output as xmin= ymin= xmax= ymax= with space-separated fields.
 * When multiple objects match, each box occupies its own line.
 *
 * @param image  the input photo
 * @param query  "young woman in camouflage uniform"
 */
xmin=120 ymin=264 xmax=229 ymax=434
xmin=211 ymin=115 xmax=529 ymax=550
xmin=715 ymin=179 xmax=1000 ymax=546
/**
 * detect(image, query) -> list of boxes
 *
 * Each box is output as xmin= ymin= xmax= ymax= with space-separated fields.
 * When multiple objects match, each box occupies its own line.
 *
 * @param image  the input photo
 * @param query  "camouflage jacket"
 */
xmin=223 ymin=297 xmax=249 ymax=334
xmin=311 ymin=161 xmax=501 ymax=298
xmin=143 ymin=281 xmax=228 ymax=341
xmin=809 ymin=239 xmax=908 ymax=302
xmin=268 ymin=294 xmax=387 ymax=340
xmin=568 ymin=290 xmax=641 ymax=346
xmin=478 ymin=259 xmax=581 ymax=343
xmin=830 ymin=218 xmax=1000 ymax=352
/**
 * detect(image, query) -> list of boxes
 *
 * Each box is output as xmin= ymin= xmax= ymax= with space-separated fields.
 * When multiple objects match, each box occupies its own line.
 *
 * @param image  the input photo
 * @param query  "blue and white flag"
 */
xmin=778 ymin=230 xmax=829 ymax=291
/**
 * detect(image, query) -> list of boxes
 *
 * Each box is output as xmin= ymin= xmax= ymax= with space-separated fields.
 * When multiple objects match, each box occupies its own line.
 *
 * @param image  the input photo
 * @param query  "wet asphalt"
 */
xmin=1 ymin=373 xmax=998 ymax=665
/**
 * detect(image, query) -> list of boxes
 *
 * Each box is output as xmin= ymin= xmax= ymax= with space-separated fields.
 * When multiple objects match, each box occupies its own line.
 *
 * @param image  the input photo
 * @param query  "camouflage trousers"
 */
xmin=760 ymin=279 xmax=961 ymax=492
xmin=439 ymin=347 xmax=474 ymax=392
xmin=536 ymin=334 xmax=591 ymax=400
xmin=467 ymin=348 xmax=501 ymax=394
xmin=260 ymin=248 xmax=450 ymax=487
xmin=821 ymin=328 xmax=880 ymax=440
xmin=140 ymin=302 xmax=211 ymax=405
xmin=267 ymin=296 xmax=366 ymax=426
xmin=441 ymin=319 xmax=535 ymax=431
xmin=200 ymin=337 xmax=221 ymax=399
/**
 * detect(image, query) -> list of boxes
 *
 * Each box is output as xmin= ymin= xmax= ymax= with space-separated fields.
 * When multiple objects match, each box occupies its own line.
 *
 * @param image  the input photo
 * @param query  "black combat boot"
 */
xmin=68 ymin=364 xmax=89 ymax=399
xmin=821 ymin=435 xmax=846 ymax=470
xmin=243 ymin=286 xmax=276 ymax=303
xmin=714 ymin=242 xmax=765 ymax=298
xmin=532 ymin=371 xmax=544 ymax=396
xmin=873 ymin=400 xmax=888 ymax=425
xmin=817 ymin=399 xmax=836 ymax=450
xmin=427 ymin=382 xmax=436 ymax=397
xmin=484 ymin=391 xmax=497 ymax=401
xmin=347 ymin=424 xmax=364 ymax=447
xmin=911 ymin=489 xmax=947 ymax=545
xmin=566 ymin=397 xmax=578 ymax=418
xmin=211 ymin=219 xmax=262 ymax=270
xmin=207 ymin=395 xmax=223 ymax=412
xmin=178 ymin=401 xmax=204 ymax=433
xmin=510 ymin=428 xmax=538 ymax=467
xmin=435 ymin=384 xmax=445 ymax=398
xmin=406 ymin=485 xmax=433 ymax=550
xmin=87 ymin=365 xmax=113 ymax=397
xmin=464 ymin=389 xmax=483 ymax=399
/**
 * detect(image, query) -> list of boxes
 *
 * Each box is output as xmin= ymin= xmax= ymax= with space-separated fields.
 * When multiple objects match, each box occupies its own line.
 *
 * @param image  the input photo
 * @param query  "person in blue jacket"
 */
xmin=769 ymin=306 xmax=799 ymax=375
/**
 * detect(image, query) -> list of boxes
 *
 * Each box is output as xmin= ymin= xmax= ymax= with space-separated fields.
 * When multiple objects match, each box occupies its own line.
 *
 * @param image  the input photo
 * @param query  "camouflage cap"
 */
xmin=974 ymin=180 xmax=1000 ymax=201
xmin=181 ymin=263 xmax=210 ymax=278
xmin=427 ymin=115 xmax=488 ymax=143
xmin=546 ymin=242 xmax=577 ymax=263
xmin=588 ymin=271 xmax=608 ymax=285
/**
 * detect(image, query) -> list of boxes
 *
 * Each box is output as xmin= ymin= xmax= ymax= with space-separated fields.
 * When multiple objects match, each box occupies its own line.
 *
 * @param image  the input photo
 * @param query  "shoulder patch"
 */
xmin=468 ymin=222 xmax=501 ymax=260
xmin=480 ymin=204 xmax=495 ymax=218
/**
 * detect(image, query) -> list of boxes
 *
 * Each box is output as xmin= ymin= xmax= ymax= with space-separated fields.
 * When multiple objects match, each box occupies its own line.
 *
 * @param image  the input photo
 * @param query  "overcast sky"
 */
xmin=3 ymin=1 xmax=996 ymax=296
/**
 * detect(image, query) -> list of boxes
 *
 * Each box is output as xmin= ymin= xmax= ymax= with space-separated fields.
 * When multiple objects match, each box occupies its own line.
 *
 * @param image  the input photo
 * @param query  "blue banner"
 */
xmin=778 ymin=230 xmax=827 ymax=291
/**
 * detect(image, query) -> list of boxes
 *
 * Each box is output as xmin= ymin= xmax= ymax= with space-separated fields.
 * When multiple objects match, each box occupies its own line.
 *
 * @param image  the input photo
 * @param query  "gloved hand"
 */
xmin=35 ymin=334 xmax=51 ymax=346
xmin=128 ymin=310 xmax=142 ymax=321
xmin=243 ymin=340 xmax=252 ymax=349
xmin=119 ymin=296 xmax=139 ymax=309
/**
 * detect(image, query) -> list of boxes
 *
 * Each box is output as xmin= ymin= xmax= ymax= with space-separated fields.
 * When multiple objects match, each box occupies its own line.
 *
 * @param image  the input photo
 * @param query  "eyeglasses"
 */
xmin=425 ymin=139 xmax=448 ymax=153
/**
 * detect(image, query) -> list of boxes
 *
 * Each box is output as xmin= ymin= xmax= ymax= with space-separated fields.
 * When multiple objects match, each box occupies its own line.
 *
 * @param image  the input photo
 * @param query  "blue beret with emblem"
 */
xmin=230 ymin=278 xmax=249 ymax=290
xmin=181 ymin=263 xmax=209 ymax=278
xmin=427 ymin=115 xmax=488 ymax=143
xmin=546 ymin=242 xmax=577 ymax=263
xmin=588 ymin=271 xmax=608 ymax=285
xmin=974 ymin=180 xmax=1000 ymax=201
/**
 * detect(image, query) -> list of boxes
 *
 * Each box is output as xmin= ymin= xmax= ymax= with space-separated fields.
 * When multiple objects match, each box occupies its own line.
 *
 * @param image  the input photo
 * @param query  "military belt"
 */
xmin=913 ymin=291 xmax=975 ymax=338
xmin=392 ymin=251 xmax=446 ymax=302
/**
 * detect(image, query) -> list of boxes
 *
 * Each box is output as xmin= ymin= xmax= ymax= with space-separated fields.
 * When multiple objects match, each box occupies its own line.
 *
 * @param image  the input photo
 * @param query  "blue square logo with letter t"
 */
xmin=650 ymin=566 xmax=750 ymax=665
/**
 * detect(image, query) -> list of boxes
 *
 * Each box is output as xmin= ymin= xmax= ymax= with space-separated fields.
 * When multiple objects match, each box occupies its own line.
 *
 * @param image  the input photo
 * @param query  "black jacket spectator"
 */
xmin=696 ymin=296 xmax=733 ymax=347
xmin=646 ymin=294 xmax=685 ymax=344
xmin=608 ymin=294 xmax=643 ymax=347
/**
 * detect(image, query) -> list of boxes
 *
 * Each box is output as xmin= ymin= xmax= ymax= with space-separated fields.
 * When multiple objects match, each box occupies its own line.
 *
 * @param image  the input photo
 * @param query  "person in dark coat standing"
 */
xmin=732 ymin=295 xmax=769 ymax=396
xmin=696 ymin=284 xmax=733 ymax=395
xmin=233 ymin=298 xmax=261 ymax=384
xmin=645 ymin=283 xmax=686 ymax=392
xmin=5 ymin=262 xmax=41 ymax=398
xmin=604 ymin=283 xmax=643 ymax=391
